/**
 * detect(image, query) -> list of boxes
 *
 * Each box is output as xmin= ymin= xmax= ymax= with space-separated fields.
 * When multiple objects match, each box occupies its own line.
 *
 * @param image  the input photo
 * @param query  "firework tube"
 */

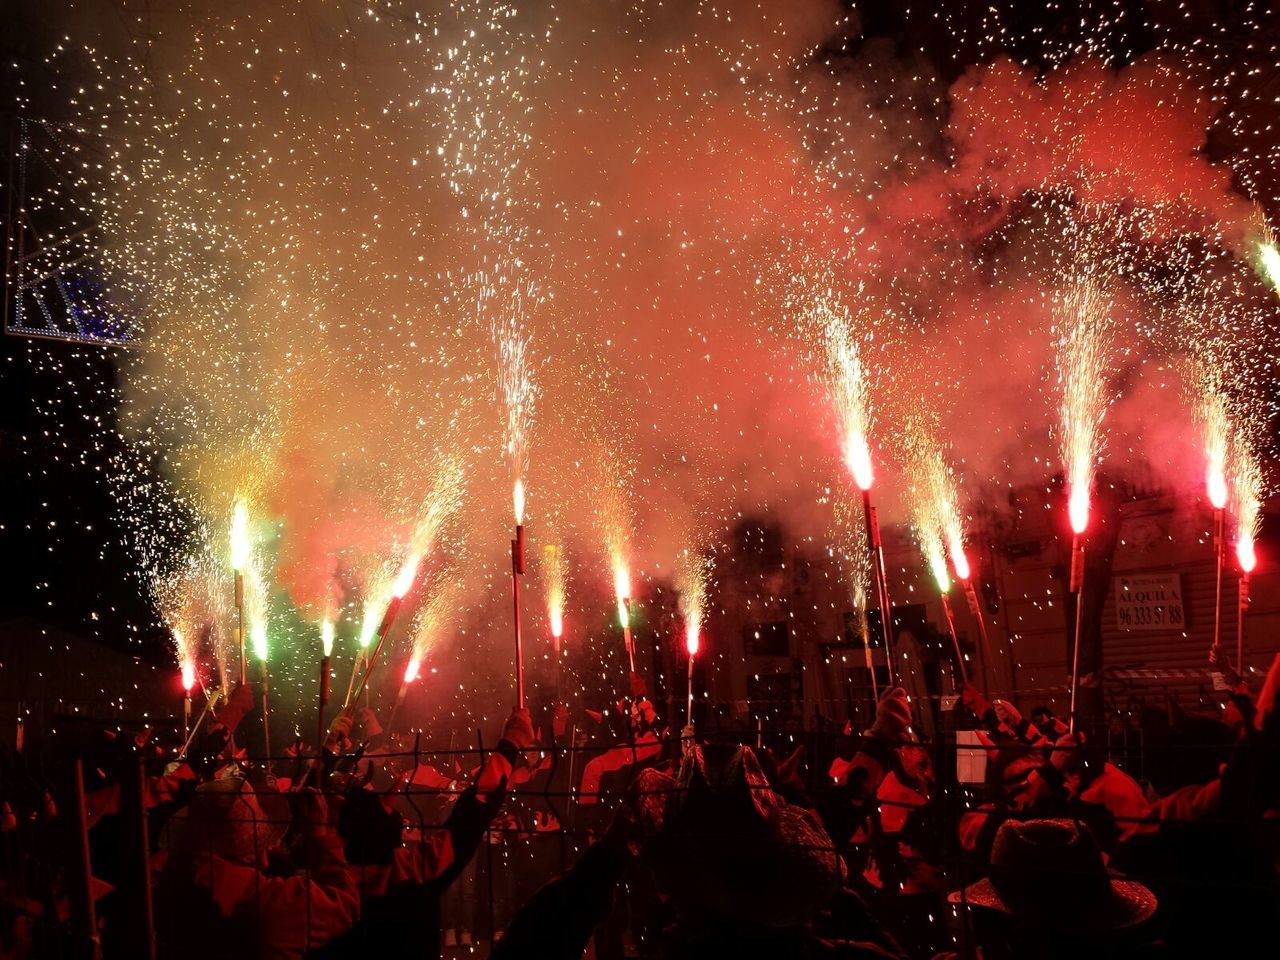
xmin=552 ymin=625 xmax=563 ymax=702
xmin=1238 ymin=571 xmax=1251 ymax=671
xmin=231 ymin=503 xmax=251 ymax=687
xmin=685 ymin=622 xmax=699 ymax=731
xmin=622 ymin=599 xmax=635 ymax=673
xmin=1067 ymin=512 xmax=1087 ymax=735
xmin=1212 ymin=507 xmax=1226 ymax=655
xmin=512 ymin=523 xmax=526 ymax=709
xmin=1237 ymin=535 xmax=1256 ymax=670
xmin=180 ymin=658 xmax=195 ymax=743
xmin=861 ymin=489 xmax=897 ymax=687
xmin=235 ymin=573 xmax=247 ymax=686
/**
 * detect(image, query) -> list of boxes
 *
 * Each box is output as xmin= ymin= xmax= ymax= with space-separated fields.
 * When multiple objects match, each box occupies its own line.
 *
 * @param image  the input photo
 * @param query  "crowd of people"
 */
xmin=1 ymin=649 xmax=1278 ymax=959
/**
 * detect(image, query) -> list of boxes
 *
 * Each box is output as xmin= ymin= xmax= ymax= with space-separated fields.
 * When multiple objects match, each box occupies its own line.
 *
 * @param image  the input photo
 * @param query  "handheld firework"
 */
xmin=1057 ymin=275 xmax=1111 ymax=736
xmin=545 ymin=544 xmax=566 ymax=701
xmin=179 ymin=643 xmax=195 ymax=743
xmin=677 ymin=549 xmax=710 ymax=733
xmin=850 ymin=438 xmax=897 ymax=688
xmin=1066 ymin=487 xmax=1090 ymax=736
xmin=1198 ymin=384 xmax=1231 ymax=656
xmin=230 ymin=502 xmax=251 ymax=685
xmin=614 ymin=563 xmax=634 ymax=673
xmin=346 ymin=554 xmax=419 ymax=712
xmin=512 ymin=479 xmax=527 ymax=709
xmin=317 ymin=618 xmax=334 ymax=757
xmin=1233 ymin=451 xmax=1263 ymax=668
xmin=685 ymin=619 xmax=699 ymax=731
xmin=823 ymin=303 xmax=895 ymax=687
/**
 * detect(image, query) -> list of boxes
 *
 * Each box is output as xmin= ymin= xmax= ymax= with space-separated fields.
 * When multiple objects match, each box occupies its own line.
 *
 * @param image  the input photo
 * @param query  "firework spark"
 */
xmin=677 ymin=549 xmax=711 ymax=656
xmin=1193 ymin=369 xmax=1232 ymax=510
xmin=544 ymin=544 xmax=567 ymax=639
xmin=1258 ymin=241 xmax=1280 ymax=297
xmin=1055 ymin=275 xmax=1113 ymax=534
xmin=1234 ymin=449 xmax=1264 ymax=573
xmin=821 ymin=300 xmax=875 ymax=490
xmin=408 ymin=578 xmax=465 ymax=676
xmin=320 ymin=618 xmax=335 ymax=658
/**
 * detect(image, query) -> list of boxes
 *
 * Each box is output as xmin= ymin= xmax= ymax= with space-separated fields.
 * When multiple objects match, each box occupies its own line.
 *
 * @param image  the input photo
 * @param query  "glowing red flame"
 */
xmin=685 ymin=620 xmax=700 ymax=657
xmin=845 ymin=434 xmax=874 ymax=491
xmin=1068 ymin=485 xmax=1090 ymax=535
xmin=1207 ymin=466 xmax=1228 ymax=511
xmin=948 ymin=534 xmax=971 ymax=581
xmin=180 ymin=661 xmax=196 ymax=693
xmin=513 ymin=478 xmax=525 ymax=525
xmin=404 ymin=658 xmax=421 ymax=684
xmin=1237 ymin=536 xmax=1257 ymax=574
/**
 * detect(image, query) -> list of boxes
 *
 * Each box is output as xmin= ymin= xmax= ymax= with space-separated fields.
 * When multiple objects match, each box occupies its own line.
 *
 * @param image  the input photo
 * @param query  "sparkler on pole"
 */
xmin=677 ymin=549 xmax=710 ymax=733
xmin=1199 ymin=384 xmax=1231 ymax=658
xmin=913 ymin=435 xmax=990 ymax=695
xmin=825 ymin=311 xmax=895 ymax=687
xmin=1237 ymin=537 xmax=1255 ymax=670
xmin=685 ymin=619 xmax=699 ymax=731
xmin=1056 ymin=275 xmax=1111 ymax=736
xmin=230 ymin=502 xmax=251 ymax=686
xmin=850 ymin=444 xmax=897 ymax=688
xmin=496 ymin=295 xmax=536 ymax=709
xmin=317 ymin=618 xmax=334 ymax=757
xmin=180 ymin=650 xmax=195 ymax=744
xmin=1233 ymin=452 xmax=1263 ymax=669
xmin=614 ymin=563 xmax=635 ymax=673
xmin=1067 ymin=507 xmax=1089 ymax=736
xmin=512 ymin=479 xmax=527 ymax=709
xmin=545 ymin=544 xmax=566 ymax=701
xmin=345 ymin=554 xmax=419 ymax=713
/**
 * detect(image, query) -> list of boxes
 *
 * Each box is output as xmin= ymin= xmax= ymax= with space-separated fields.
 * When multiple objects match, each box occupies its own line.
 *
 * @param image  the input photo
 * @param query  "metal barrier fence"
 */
xmin=1 ymin=719 xmax=1276 ymax=959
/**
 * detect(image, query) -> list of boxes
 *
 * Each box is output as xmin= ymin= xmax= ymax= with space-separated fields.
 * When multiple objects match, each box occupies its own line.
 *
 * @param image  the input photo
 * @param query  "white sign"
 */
xmin=1114 ymin=573 xmax=1184 ymax=631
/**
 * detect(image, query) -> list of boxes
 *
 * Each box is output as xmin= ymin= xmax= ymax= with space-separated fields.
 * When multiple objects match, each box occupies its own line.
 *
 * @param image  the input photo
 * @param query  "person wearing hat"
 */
xmin=947 ymin=818 xmax=1157 ymax=960
xmin=155 ymin=777 xmax=358 ymax=959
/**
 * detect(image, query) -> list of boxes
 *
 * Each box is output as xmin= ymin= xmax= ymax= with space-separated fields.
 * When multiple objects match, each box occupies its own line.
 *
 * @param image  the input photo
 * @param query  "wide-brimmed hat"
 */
xmin=635 ymin=743 xmax=839 ymax=929
xmin=949 ymin=818 xmax=1156 ymax=932
xmin=163 ymin=776 xmax=291 ymax=865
